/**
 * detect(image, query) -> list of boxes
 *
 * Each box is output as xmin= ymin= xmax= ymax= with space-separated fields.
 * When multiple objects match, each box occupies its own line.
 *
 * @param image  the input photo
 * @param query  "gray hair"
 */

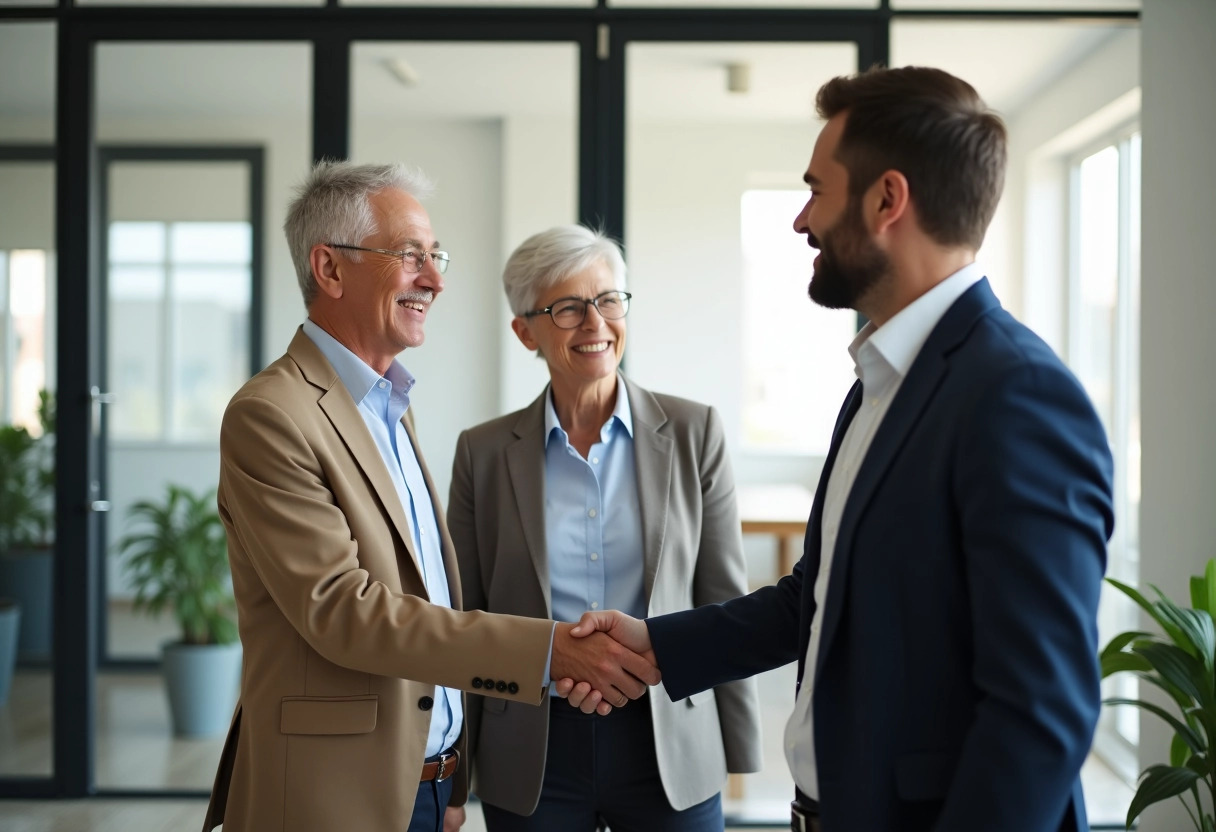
xmin=503 ymin=224 xmax=627 ymax=316
xmin=284 ymin=160 xmax=434 ymax=307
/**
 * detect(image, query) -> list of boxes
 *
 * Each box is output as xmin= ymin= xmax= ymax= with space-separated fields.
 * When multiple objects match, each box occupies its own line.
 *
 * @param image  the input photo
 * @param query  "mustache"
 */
xmin=396 ymin=289 xmax=435 ymax=304
xmin=807 ymin=230 xmax=821 ymax=250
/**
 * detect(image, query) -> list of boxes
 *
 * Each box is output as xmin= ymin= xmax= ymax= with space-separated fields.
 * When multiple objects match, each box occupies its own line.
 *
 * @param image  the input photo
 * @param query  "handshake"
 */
xmin=549 ymin=610 xmax=656 ymax=717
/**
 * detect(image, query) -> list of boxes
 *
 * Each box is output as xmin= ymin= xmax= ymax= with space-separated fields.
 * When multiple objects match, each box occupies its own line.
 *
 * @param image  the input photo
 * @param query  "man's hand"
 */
xmin=552 ymin=611 xmax=657 ymax=715
xmin=550 ymin=618 xmax=660 ymax=714
xmin=443 ymin=805 xmax=465 ymax=832
xmin=571 ymin=610 xmax=653 ymax=654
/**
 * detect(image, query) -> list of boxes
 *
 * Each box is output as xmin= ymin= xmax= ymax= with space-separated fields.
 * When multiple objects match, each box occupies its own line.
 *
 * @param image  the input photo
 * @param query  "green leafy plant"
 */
xmin=1101 ymin=560 xmax=1216 ymax=831
xmin=117 ymin=484 xmax=236 ymax=646
xmin=0 ymin=390 xmax=56 ymax=554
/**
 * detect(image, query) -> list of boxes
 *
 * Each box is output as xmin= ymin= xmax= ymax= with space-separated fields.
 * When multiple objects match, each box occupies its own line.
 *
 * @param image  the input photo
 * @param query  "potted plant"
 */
xmin=1101 ymin=560 xmax=1216 ymax=830
xmin=117 ymin=483 xmax=240 ymax=737
xmin=0 ymin=390 xmax=55 ymax=663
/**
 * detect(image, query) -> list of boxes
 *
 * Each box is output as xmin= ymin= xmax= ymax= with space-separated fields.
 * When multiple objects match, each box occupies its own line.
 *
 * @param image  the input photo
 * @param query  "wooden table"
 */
xmin=737 ymin=484 xmax=814 ymax=578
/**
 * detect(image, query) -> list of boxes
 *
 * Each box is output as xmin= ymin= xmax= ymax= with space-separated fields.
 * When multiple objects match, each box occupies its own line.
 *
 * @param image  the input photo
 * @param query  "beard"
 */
xmin=807 ymin=195 xmax=890 ymax=311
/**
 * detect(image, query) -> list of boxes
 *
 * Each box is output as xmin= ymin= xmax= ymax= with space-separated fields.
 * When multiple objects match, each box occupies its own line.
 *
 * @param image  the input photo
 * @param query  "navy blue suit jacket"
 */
xmin=649 ymin=279 xmax=1114 ymax=832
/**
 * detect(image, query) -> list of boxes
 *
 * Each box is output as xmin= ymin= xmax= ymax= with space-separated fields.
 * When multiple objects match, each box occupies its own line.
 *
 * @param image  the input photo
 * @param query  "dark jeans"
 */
xmin=481 ymin=694 xmax=723 ymax=832
xmin=407 ymin=754 xmax=456 ymax=832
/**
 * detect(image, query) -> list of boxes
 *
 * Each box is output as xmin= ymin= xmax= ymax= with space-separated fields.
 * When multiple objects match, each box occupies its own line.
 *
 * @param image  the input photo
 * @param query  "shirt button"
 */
xmin=590 ymin=553 xmax=599 ymax=561
xmin=420 ymin=527 xmax=426 ymax=535
xmin=588 ymin=508 xmax=597 ymax=518
xmin=379 ymin=381 xmax=387 ymax=389
xmin=592 ymin=457 xmax=599 ymax=464
xmin=591 ymin=602 xmax=599 ymax=610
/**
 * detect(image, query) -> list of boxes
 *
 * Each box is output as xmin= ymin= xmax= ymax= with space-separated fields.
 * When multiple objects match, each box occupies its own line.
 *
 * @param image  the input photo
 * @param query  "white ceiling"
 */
xmin=0 ymin=19 xmax=1133 ymax=126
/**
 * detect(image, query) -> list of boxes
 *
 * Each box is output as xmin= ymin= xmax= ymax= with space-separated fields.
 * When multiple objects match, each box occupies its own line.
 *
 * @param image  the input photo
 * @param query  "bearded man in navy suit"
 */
xmin=562 ymin=65 xmax=1115 ymax=832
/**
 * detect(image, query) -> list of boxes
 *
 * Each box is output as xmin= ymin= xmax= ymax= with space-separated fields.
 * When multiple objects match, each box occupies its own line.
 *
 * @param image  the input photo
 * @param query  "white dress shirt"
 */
xmin=783 ymin=263 xmax=985 ymax=799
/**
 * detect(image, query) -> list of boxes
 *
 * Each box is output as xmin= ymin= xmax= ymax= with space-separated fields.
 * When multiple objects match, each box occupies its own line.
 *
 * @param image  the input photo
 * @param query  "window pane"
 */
xmin=742 ymin=191 xmax=856 ymax=454
xmin=892 ymin=0 xmax=1137 ymax=8
xmin=108 ymin=265 xmax=165 ymax=441
xmin=109 ymin=221 xmax=166 ymax=264
xmin=626 ymin=41 xmax=857 ymax=462
xmin=7 ymin=250 xmax=49 ymax=433
xmin=0 ymin=22 xmax=55 ymax=142
xmin=171 ymin=266 xmax=250 ymax=442
xmin=352 ymin=40 xmax=579 ymax=477
xmin=170 ymin=222 xmax=251 ymax=265
xmin=1074 ymin=145 xmax=1119 ymax=432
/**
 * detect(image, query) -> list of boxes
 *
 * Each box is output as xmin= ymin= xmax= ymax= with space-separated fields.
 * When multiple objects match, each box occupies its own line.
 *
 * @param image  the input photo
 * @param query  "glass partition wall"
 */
xmin=0 ymin=19 xmax=56 ymax=789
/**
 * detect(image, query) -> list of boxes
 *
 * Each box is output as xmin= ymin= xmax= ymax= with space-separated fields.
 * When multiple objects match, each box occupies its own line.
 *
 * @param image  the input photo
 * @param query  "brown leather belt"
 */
xmin=419 ymin=748 xmax=459 ymax=783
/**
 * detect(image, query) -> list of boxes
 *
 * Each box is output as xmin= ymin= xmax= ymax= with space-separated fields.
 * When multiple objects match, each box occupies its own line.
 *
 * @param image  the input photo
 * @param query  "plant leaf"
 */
xmin=1127 ymin=764 xmax=1203 ymax=827
xmin=1104 ymin=698 xmax=1206 ymax=754
xmin=1171 ymin=731 xmax=1193 ymax=768
xmin=1108 ymin=577 xmax=1189 ymax=648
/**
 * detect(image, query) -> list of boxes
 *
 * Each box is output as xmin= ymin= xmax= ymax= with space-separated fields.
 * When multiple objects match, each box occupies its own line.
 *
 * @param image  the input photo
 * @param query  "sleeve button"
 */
xmin=418 ymin=696 xmax=434 ymax=711
xmin=507 ymin=682 xmax=519 ymax=695
xmin=472 ymin=677 xmax=483 ymax=689
xmin=495 ymin=680 xmax=508 ymax=692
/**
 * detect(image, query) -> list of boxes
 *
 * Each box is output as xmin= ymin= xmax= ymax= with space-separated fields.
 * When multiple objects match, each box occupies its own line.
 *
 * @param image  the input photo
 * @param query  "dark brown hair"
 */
xmin=816 ymin=66 xmax=1007 ymax=251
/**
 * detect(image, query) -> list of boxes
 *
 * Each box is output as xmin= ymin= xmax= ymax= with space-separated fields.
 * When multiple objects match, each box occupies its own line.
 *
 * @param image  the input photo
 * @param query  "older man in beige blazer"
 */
xmin=202 ymin=163 xmax=658 ymax=832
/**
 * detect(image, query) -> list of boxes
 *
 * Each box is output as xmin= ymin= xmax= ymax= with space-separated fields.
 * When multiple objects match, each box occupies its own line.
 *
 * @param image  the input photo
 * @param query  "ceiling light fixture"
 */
xmin=384 ymin=57 xmax=421 ymax=88
xmin=726 ymin=62 xmax=750 ymax=94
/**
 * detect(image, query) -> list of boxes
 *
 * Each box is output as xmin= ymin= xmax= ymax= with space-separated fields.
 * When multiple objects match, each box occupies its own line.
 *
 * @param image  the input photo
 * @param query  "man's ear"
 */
xmin=511 ymin=316 xmax=540 ymax=352
xmin=309 ymin=244 xmax=344 ymax=300
xmin=869 ymin=169 xmax=911 ymax=236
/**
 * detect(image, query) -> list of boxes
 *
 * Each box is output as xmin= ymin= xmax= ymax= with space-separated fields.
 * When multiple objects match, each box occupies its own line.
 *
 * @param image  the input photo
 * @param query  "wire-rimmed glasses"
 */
xmin=328 ymin=243 xmax=450 ymax=275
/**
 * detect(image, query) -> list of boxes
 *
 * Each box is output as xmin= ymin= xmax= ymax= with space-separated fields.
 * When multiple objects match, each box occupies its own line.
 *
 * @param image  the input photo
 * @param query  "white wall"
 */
xmin=1137 ymin=1 xmax=1216 ymax=829
xmin=1003 ymin=26 xmax=1140 ymax=351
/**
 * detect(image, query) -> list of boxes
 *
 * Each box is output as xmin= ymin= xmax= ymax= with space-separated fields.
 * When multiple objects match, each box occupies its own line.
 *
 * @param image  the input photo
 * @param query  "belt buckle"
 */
xmin=790 ymin=801 xmax=809 ymax=832
xmin=435 ymin=751 xmax=453 ymax=782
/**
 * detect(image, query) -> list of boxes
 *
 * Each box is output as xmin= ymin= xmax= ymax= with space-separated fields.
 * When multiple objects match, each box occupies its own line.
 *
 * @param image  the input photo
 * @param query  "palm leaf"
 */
xmin=1127 ymin=764 xmax=1203 ymax=827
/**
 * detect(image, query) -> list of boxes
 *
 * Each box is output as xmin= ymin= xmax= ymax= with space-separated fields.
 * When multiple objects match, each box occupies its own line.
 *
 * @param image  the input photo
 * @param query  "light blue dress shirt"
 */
xmin=303 ymin=319 xmax=462 ymax=758
xmin=543 ymin=378 xmax=647 ymax=638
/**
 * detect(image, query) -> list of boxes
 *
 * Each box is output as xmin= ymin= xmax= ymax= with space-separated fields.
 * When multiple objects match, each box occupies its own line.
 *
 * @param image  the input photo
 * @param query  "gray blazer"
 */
xmin=448 ymin=376 xmax=762 ymax=815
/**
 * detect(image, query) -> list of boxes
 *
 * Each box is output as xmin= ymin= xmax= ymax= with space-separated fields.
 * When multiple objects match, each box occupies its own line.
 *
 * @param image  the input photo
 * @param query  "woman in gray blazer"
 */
xmin=447 ymin=225 xmax=761 ymax=831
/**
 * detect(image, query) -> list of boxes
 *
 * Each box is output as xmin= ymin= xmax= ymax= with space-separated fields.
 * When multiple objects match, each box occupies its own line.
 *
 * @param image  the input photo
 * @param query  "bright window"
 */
xmin=740 ymin=189 xmax=857 ymax=455
xmin=107 ymin=220 xmax=252 ymax=443
xmin=1072 ymin=130 xmax=1141 ymax=768
xmin=0 ymin=248 xmax=53 ymax=435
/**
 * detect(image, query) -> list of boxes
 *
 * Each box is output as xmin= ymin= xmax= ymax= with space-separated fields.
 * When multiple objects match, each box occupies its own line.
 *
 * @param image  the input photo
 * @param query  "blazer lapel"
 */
xmin=814 ymin=280 xmax=1000 ymax=678
xmin=798 ymin=380 xmax=862 ymax=684
xmin=625 ymin=378 xmax=673 ymax=604
xmin=288 ymin=329 xmax=425 ymax=585
xmin=402 ymin=415 xmax=458 ymax=607
xmin=506 ymin=390 xmax=551 ymax=612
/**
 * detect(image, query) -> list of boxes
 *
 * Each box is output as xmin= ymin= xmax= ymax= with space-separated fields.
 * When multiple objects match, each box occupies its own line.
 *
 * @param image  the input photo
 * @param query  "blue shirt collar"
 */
xmin=544 ymin=375 xmax=634 ymax=447
xmin=302 ymin=319 xmax=416 ymax=413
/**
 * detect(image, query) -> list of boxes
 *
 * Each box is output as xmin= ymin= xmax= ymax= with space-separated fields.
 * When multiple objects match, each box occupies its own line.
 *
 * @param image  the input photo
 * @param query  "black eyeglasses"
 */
xmin=328 ymin=243 xmax=450 ymax=275
xmin=522 ymin=290 xmax=631 ymax=329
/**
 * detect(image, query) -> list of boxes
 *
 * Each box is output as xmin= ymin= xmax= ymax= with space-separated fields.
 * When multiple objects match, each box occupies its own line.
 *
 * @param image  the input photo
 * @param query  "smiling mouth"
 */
xmin=397 ymin=299 xmax=426 ymax=312
xmin=573 ymin=342 xmax=610 ymax=353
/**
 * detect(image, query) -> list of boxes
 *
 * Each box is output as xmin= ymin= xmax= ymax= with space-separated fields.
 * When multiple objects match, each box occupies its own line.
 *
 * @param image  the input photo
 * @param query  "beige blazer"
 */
xmin=203 ymin=329 xmax=554 ymax=832
xmin=447 ymin=376 xmax=761 ymax=815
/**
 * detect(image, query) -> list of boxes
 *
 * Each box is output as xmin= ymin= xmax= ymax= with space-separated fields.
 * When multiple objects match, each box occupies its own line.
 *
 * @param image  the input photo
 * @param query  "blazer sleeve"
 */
xmin=688 ymin=405 xmax=762 ymax=773
xmin=219 ymin=394 xmax=553 ymax=700
xmin=934 ymin=360 xmax=1113 ymax=831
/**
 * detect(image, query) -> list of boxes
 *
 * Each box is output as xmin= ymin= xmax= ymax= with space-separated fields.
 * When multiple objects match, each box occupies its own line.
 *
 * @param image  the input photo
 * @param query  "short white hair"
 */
xmin=284 ymin=160 xmax=434 ymax=307
xmin=502 ymin=225 xmax=627 ymax=317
